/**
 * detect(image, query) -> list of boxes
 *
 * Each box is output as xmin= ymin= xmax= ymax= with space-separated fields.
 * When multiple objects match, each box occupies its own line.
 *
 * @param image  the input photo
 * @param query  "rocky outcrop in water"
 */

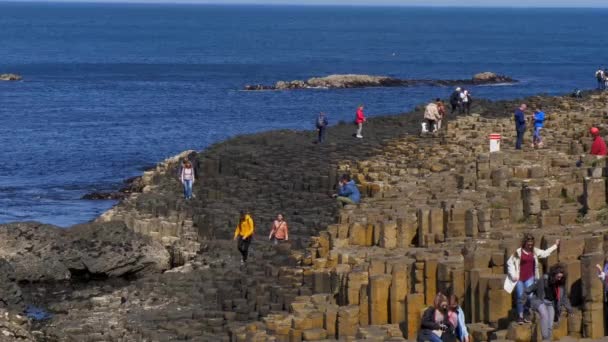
xmin=0 ymin=221 xmax=170 ymax=282
xmin=244 ymin=72 xmax=516 ymax=90
xmin=0 ymin=74 xmax=22 ymax=81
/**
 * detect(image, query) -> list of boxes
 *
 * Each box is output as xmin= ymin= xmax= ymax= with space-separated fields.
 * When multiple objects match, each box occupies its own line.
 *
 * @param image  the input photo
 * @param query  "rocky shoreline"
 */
xmin=244 ymin=72 xmax=516 ymax=90
xmin=2 ymin=90 xmax=608 ymax=341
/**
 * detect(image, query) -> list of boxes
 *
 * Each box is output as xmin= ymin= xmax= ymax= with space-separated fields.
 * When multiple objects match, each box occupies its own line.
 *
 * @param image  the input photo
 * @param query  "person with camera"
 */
xmin=417 ymin=293 xmax=458 ymax=342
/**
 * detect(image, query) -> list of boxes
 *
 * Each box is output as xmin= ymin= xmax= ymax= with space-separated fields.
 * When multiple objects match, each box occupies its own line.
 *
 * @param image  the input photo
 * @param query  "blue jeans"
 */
xmin=183 ymin=179 xmax=193 ymax=199
xmin=533 ymin=127 xmax=542 ymax=144
xmin=515 ymin=277 xmax=536 ymax=316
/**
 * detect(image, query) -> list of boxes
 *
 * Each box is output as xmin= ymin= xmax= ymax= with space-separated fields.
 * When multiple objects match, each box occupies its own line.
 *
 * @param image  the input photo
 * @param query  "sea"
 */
xmin=1 ymin=2 xmax=606 ymax=227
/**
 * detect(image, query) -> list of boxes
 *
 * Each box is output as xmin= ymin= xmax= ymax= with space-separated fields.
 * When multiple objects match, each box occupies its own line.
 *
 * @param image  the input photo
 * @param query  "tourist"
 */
xmin=596 ymin=67 xmax=605 ymax=90
xmin=594 ymin=260 xmax=608 ymax=328
xmin=315 ymin=112 xmax=329 ymax=144
xmin=532 ymin=106 xmax=545 ymax=148
xmin=605 ymin=68 xmax=608 ymax=91
xmin=417 ymin=292 xmax=457 ymax=342
xmin=448 ymin=294 xmax=469 ymax=342
xmin=514 ymin=104 xmax=527 ymax=150
xmin=460 ymin=89 xmax=472 ymax=115
xmin=450 ymin=87 xmax=461 ymax=114
xmin=233 ymin=211 xmax=255 ymax=264
xmin=436 ymin=98 xmax=446 ymax=130
xmin=504 ymin=233 xmax=560 ymax=324
xmin=355 ymin=105 xmax=366 ymax=139
xmin=424 ymin=100 xmax=441 ymax=133
xmin=590 ymin=127 xmax=607 ymax=157
xmin=524 ymin=263 xmax=573 ymax=341
xmin=333 ymin=174 xmax=361 ymax=206
xmin=180 ymin=160 xmax=195 ymax=200
xmin=268 ymin=213 xmax=288 ymax=244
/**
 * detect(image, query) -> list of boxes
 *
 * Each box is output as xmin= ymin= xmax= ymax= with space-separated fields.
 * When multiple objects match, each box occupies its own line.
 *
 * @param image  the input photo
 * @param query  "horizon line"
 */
xmin=1 ymin=0 xmax=608 ymax=9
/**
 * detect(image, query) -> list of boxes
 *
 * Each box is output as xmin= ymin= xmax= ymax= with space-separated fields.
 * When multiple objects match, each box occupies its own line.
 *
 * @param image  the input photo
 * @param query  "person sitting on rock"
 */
xmin=180 ymin=160 xmax=195 ymax=200
xmin=436 ymin=98 xmax=446 ymax=131
xmin=268 ymin=213 xmax=288 ymax=245
xmin=418 ymin=292 xmax=457 ymax=342
xmin=233 ymin=211 xmax=255 ymax=264
xmin=333 ymin=174 xmax=361 ymax=206
xmin=590 ymin=127 xmax=607 ymax=157
xmin=532 ymin=106 xmax=545 ymax=149
xmin=447 ymin=294 xmax=469 ymax=342
xmin=524 ymin=263 xmax=573 ymax=342
xmin=450 ymin=87 xmax=461 ymax=114
xmin=424 ymin=100 xmax=441 ymax=133
xmin=504 ymin=233 xmax=560 ymax=324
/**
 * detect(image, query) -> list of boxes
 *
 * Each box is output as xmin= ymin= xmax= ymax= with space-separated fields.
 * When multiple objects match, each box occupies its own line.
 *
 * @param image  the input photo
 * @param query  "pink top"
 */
xmin=355 ymin=108 xmax=365 ymax=124
xmin=270 ymin=220 xmax=288 ymax=240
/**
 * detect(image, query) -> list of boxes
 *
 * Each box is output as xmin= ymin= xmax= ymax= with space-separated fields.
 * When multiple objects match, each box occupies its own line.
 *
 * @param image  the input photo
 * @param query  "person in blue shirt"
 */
xmin=514 ymin=104 xmax=528 ymax=150
xmin=315 ymin=112 xmax=329 ymax=144
xmin=532 ymin=106 xmax=545 ymax=148
xmin=333 ymin=174 xmax=361 ymax=206
xmin=448 ymin=294 xmax=469 ymax=342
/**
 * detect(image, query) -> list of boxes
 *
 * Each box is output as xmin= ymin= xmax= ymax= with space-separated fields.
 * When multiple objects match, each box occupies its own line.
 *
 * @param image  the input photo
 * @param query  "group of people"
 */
xmin=313 ymin=104 xmax=367 ymax=144
xmin=232 ymin=211 xmax=289 ymax=264
xmin=513 ymin=103 xmax=546 ymax=150
xmin=450 ymin=87 xmax=473 ymax=115
xmin=421 ymin=87 xmax=472 ymax=134
xmin=596 ymin=67 xmax=608 ymax=90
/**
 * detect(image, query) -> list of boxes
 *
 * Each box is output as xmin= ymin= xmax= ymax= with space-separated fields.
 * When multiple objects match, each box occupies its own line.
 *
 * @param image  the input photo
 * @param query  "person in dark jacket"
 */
xmin=514 ymin=104 xmax=527 ymax=150
xmin=524 ymin=263 xmax=573 ymax=342
xmin=418 ymin=293 xmax=457 ymax=342
xmin=333 ymin=174 xmax=361 ymax=206
xmin=450 ymin=87 xmax=461 ymax=114
xmin=315 ymin=112 xmax=329 ymax=144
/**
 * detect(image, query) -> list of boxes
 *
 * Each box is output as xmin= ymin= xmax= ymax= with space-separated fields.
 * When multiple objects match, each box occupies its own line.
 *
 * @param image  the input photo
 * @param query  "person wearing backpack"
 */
xmin=596 ymin=67 xmax=605 ymax=90
xmin=354 ymin=105 xmax=366 ymax=139
xmin=315 ymin=112 xmax=329 ymax=143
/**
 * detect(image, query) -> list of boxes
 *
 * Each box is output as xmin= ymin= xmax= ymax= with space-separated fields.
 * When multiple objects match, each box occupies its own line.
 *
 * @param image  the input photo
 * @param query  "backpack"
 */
xmin=316 ymin=115 xmax=325 ymax=128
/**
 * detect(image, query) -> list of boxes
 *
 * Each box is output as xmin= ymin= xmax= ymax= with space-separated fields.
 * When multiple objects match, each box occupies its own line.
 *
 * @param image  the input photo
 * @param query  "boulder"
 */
xmin=0 ymin=222 xmax=170 ymax=282
xmin=0 ymin=74 xmax=22 ymax=81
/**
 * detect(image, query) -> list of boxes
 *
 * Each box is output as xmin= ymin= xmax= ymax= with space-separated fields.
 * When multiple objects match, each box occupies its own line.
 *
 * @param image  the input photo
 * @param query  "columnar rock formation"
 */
xmin=5 ymin=91 xmax=608 ymax=341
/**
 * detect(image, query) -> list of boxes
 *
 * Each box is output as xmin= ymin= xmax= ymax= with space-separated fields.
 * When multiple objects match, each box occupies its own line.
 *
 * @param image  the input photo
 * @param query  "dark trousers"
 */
xmin=599 ymin=79 xmax=605 ymax=90
xmin=451 ymin=103 xmax=459 ymax=114
xmin=317 ymin=127 xmax=326 ymax=143
xmin=516 ymin=129 xmax=525 ymax=150
xmin=237 ymin=236 xmax=251 ymax=261
xmin=463 ymin=102 xmax=471 ymax=114
xmin=426 ymin=119 xmax=436 ymax=132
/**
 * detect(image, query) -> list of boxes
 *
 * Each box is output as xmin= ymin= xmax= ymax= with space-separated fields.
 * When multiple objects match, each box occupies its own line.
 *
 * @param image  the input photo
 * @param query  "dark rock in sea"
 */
xmin=82 ymin=192 xmax=126 ymax=200
xmin=0 ymin=221 xmax=170 ymax=282
xmin=243 ymin=72 xmax=516 ymax=90
xmin=0 ymin=74 xmax=22 ymax=81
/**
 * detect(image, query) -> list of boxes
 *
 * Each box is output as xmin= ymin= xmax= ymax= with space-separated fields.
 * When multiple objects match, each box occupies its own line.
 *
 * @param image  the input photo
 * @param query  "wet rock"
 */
xmin=0 ymin=74 xmax=22 ymax=81
xmin=0 ymin=221 xmax=170 ymax=282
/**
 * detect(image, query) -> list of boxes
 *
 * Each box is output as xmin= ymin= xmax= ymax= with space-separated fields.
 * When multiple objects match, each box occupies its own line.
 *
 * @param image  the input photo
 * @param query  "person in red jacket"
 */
xmin=355 ymin=104 xmax=366 ymax=139
xmin=590 ymin=127 xmax=607 ymax=156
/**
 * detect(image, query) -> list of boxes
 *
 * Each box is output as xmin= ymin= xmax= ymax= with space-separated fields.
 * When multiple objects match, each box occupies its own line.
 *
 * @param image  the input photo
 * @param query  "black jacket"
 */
xmin=525 ymin=274 xmax=573 ymax=315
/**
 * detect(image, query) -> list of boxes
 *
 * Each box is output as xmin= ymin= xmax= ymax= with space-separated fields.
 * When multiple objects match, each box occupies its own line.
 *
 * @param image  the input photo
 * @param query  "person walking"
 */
xmin=532 ymin=106 xmax=545 ymax=148
xmin=233 ymin=211 xmax=255 ymax=264
xmin=460 ymin=89 xmax=472 ymax=115
xmin=596 ymin=67 xmax=605 ymax=90
xmin=524 ymin=264 xmax=573 ymax=341
xmin=590 ymin=127 xmax=607 ymax=157
xmin=504 ymin=233 xmax=560 ymax=324
xmin=417 ymin=293 xmax=457 ymax=342
xmin=315 ymin=112 xmax=329 ymax=144
xmin=424 ymin=100 xmax=441 ymax=133
xmin=514 ymin=104 xmax=527 ymax=150
xmin=436 ymin=98 xmax=446 ymax=130
xmin=355 ymin=105 xmax=366 ymax=139
xmin=268 ymin=213 xmax=288 ymax=245
xmin=180 ymin=160 xmax=195 ymax=200
xmin=333 ymin=174 xmax=361 ymax=206
xmin=450 ymin=87 xmax=461 ymax=114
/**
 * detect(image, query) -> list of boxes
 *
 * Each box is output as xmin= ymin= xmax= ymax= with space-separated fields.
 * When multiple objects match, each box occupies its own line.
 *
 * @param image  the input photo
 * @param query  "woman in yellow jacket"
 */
xmin=234 ymin=211 xmax=255 ymax=263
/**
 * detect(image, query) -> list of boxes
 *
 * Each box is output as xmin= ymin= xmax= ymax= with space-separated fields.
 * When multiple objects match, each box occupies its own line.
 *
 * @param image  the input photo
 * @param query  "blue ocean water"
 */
xmin=0 ymin=2 xmax=606 ymax=226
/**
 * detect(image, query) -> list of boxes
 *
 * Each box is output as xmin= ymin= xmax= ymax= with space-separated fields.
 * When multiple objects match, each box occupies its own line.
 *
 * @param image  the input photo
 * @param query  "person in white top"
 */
xmin=180 ymin=160 xmax=195 ymax=200
xmin=460 ymin=89 xmax=471 ymax=115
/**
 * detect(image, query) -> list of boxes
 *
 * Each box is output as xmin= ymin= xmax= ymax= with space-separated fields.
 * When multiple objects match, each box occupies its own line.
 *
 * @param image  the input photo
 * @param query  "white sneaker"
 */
xmin=356 ymin=134 xmax=363 ymax=139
